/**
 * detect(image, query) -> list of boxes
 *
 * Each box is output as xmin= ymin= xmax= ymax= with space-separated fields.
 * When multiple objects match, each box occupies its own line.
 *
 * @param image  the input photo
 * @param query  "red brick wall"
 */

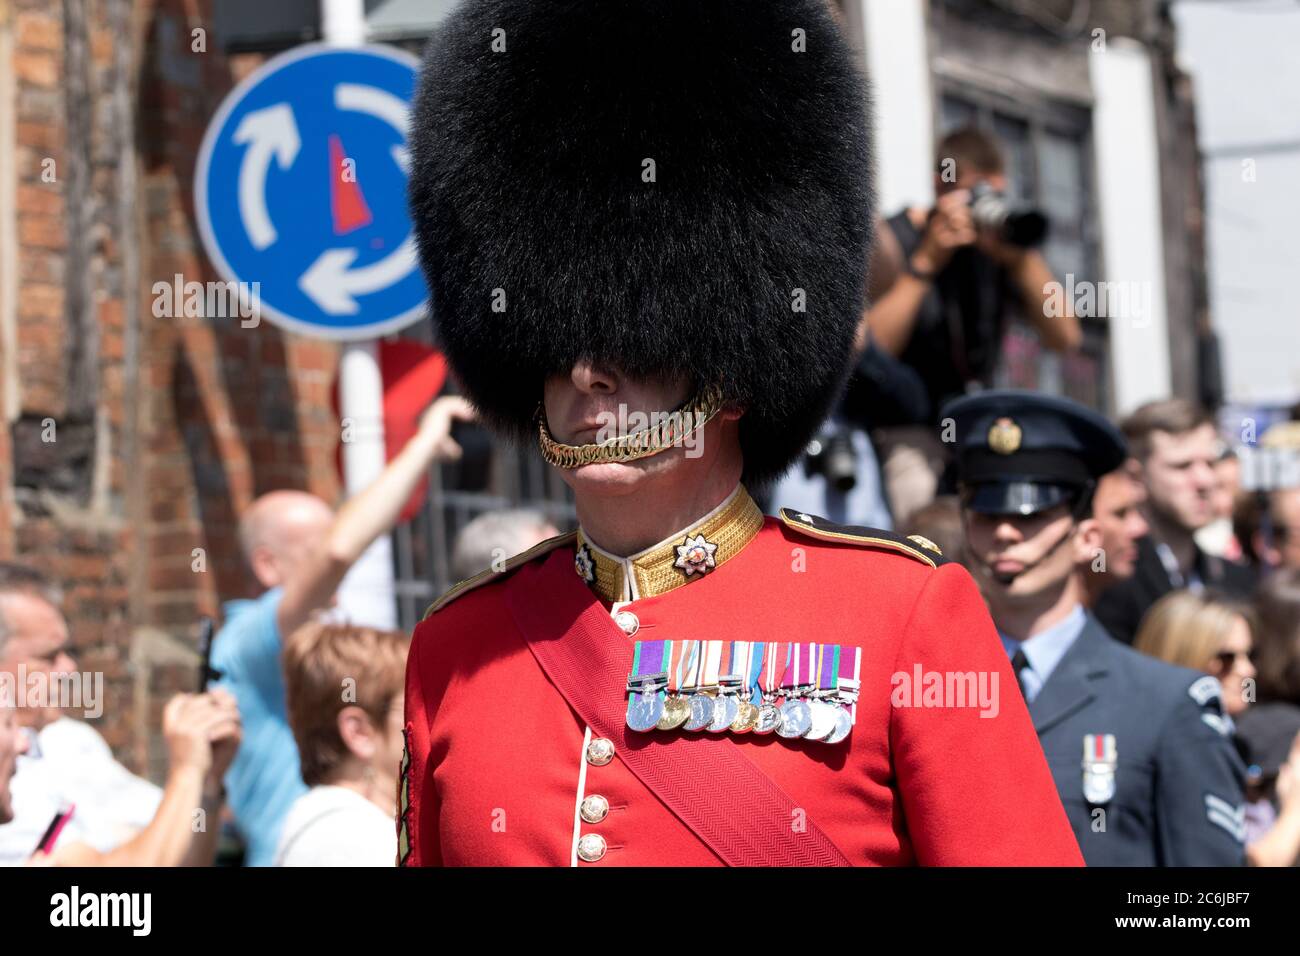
xmin=3 ymin=0 xmax=344 ymax=778
xmin=5 ymin=0 xmax=139 ymax=761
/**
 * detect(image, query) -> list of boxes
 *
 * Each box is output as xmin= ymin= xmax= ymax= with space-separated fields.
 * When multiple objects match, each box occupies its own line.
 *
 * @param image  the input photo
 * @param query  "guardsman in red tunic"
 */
xmin=398 ymin=0 xmax=1083 ymax=867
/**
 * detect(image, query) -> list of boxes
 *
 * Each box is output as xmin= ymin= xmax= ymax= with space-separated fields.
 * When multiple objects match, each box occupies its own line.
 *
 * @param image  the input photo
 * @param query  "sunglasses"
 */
xmin=1214 ymin=649 xmax=1251 ymax=670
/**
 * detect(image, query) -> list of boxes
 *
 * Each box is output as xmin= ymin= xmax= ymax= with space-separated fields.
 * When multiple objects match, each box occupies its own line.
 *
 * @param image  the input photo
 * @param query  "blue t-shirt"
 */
xmin=212 ymin=589 xmax=307 ymax=867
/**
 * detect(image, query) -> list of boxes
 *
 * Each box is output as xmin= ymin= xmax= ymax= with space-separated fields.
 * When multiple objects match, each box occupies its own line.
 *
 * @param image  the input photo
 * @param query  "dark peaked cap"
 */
xmin=407 ymin=0 xmax=874 ymax=484
xmin=944 ymin=390 xmax=1128 ymax=516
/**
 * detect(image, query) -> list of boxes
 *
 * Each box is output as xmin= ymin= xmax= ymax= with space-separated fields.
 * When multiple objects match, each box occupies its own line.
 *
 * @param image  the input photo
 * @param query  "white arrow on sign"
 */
xmin=298 ymin=234 xmax=419 ymax=315
xmin=233 ymin=103 xmax=300 ymax=250
xmin=335 ymin=83 xmax=408 ymax=136
xmin=335 ymin=83 xmax=411 ymax=172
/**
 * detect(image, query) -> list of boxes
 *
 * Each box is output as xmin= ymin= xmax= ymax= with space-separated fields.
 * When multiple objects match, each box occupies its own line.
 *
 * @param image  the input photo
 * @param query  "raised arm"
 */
xmin=276 ymin=395 xmax=475 ymax=638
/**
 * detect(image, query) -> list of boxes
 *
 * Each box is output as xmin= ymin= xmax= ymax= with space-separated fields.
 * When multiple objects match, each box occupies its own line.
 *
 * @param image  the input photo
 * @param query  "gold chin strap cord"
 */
xmin=537 ymin=388 xmax=724 ymax=469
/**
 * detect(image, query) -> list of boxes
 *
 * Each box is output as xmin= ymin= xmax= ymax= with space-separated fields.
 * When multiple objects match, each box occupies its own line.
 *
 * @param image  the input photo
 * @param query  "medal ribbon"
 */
xmin=818 ymin=643 xmax=838 ymax=692
xmin=672 ymin=640 xmax=698 ymax=694
xmin=837 ymin=645 xmax=861 ymax=724
xmin=782 ymin=642 xmax=799 ymax=694
xmin=631 ymin=639 xmax=668 ymax=693
xmin=746 ymin=641 xmax=766 ymax=705
xmin=759 ymin=642 xmax=789 ymax=696
xmin=702 ymin=640 xmax=722 ymax=690
xmin=683 ymin=638 xmax=702 ymax=692
xmin=720 ymin=641 xmax=737 ymax=683
xmin=666 ymin=639 xmax=688 ymax=694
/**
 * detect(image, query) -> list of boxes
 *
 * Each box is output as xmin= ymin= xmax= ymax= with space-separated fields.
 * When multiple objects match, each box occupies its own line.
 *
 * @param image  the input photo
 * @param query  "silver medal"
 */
xmin=753 ymin=702 xmax=782 ymax=735
xmin=684 ymin=693 xmax=715 ymax=731
xmin=626 ymin=687 xmax=664 ymax=732
xmin=777 ymin=699 xmax=813 ymax=738
xmin=1082 ymin=769 xmax=1116 ymax=804
xmin=1081 ymin=733 xmax=1118 ymax=804
xmin=823 ymin=705 xmax=853 ymax=745
xmin=805 ymin=699 xmax=838 ymax=741
xmin=708 ymin=694 xmax=740 ymax=732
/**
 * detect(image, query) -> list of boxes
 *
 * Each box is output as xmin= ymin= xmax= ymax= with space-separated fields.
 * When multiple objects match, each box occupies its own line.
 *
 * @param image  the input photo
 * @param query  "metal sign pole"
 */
xmin=323 ymin=0 xmax=397 ymax=629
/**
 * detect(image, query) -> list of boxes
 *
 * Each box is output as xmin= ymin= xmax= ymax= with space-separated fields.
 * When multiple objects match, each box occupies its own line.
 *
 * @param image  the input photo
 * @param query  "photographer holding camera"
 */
xmin=864 ymin=127 xmax=1082 ymax=524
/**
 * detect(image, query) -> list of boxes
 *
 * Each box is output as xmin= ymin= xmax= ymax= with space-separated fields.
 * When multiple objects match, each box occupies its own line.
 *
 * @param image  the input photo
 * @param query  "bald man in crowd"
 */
xmin=213 ymin=395 xmax=471 ymax=865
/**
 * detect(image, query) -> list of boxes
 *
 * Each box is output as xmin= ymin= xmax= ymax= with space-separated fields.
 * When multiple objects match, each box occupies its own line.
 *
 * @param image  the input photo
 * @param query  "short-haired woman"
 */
xmin=275 ymin=623 xmax=409 ymax=866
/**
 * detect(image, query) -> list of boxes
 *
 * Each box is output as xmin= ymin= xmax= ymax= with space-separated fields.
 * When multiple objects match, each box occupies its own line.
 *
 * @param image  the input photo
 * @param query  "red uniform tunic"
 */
xmin=399 ymin=488 xmax=1082 ymax=866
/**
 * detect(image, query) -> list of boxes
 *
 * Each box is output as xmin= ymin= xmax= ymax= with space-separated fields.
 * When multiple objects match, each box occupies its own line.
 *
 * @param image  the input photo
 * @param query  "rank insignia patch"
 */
xmin=1204 ymin=794 xmax=1246 ymax=843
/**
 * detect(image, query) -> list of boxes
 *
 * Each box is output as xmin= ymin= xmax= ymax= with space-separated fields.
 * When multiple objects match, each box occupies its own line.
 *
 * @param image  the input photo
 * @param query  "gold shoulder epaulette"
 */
xmin=421 ymin=530 xmax=578 ymax=620
xmin=777 ymin=509 xmax=945 ymax=569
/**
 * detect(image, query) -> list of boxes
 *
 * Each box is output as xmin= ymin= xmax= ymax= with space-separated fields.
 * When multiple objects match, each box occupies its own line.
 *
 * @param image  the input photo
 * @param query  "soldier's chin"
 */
xmin=564 ymin=451 xmax=679 ymax=496
xmin=985 ymin=565 xmax=1038 ymax=599
xmin=563 ymin=458 xmax=654 ymax=495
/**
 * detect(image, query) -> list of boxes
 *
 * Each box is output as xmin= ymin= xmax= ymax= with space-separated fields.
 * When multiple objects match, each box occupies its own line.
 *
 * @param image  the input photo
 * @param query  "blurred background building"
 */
xmin=0 ymin=0 xmax=1293 ymax=775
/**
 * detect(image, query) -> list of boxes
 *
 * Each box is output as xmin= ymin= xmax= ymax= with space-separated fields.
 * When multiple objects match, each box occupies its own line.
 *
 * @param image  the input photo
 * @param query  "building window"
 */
xmin=938 ymin=88 xmax=1109 ymax=412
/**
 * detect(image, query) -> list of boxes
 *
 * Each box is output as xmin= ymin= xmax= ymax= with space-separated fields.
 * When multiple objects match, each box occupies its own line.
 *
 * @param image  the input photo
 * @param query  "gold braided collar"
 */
xmin=537 ymin=388 xmax=723 ymax=469
xmin=574 ymin=485 xmax=765 ymax=602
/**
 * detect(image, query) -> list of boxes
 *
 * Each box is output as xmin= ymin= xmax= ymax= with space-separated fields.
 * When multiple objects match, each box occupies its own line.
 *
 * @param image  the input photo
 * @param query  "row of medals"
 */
xmin=626 ymin=673 xmax=858 ymax=745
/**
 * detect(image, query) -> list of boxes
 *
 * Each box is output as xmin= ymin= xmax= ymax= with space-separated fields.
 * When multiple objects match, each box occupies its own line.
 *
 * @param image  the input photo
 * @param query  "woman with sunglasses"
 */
xmin=1135 ymin=590 xmax=1256 ymax=717
xmin=1137 ymin=586 xmax=1300 ymax=865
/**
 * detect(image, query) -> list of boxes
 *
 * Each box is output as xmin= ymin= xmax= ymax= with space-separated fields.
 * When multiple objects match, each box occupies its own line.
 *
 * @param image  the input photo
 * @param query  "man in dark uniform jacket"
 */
xmin=949 ymin=391 xmax=1247 ymax=866
xmin=1093 ymin=398 xmax=1256 ymax=645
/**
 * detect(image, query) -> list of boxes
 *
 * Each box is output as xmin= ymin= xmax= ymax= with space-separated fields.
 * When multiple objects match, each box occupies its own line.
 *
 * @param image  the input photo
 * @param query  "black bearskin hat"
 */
xmin=408 ymin=0 xmax=873 ymax=484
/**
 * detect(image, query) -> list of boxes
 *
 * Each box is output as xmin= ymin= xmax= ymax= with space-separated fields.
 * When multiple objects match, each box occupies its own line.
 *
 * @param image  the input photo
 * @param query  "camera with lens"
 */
xmin=803 ymin=427 xmax=858 ymax=492
xmin=968 ymin=181 xmax=1049 ymax=248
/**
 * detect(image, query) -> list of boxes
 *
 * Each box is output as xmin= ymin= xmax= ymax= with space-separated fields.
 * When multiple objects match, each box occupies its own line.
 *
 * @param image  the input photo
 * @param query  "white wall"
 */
xmin=859 ymin=0 xmax=936 ymax=213
xmin=1173 ymin=0 xmax=1300 ymax=406
xmin=1089 ymin=39 xmax=1173 ymax=415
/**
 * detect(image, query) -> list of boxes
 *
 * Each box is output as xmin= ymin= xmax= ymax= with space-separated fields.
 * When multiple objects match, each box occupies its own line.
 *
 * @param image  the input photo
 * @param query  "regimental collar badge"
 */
xmin=988 ymin=417 xmax=1023 ymax=455
xmin=574 ymin=542 xmax=596 ymax=585
xmin=573 ymin=486 xmax=764 ymax=601
xmin=674 ymin=533 xmax=718 ymax=577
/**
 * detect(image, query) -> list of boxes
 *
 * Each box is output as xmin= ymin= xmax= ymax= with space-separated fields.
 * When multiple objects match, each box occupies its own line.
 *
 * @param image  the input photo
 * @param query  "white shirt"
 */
xmin=273 ymin=785 xmax=396 ymax=867
xmin=999 ymin=605 xmax=1088 ymax=704
xmin=0 ymin=718 xmax=162 ymax=866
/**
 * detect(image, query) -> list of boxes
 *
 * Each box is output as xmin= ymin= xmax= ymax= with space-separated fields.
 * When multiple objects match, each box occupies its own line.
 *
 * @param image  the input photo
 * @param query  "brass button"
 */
xmin=580 ymin=794 xmax=610 ymax=824
xmin=613 ymin=610 xmax=640 ymax=636
xmin=585 ymin=737 xmax=615 ymax=766
xmin=576 ymin=833 xmax=607 ymax=862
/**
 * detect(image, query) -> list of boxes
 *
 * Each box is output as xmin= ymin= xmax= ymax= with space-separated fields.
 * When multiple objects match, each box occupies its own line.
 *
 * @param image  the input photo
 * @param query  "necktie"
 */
xmin=1011 ymin=648 xmax=1031 ymax=700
